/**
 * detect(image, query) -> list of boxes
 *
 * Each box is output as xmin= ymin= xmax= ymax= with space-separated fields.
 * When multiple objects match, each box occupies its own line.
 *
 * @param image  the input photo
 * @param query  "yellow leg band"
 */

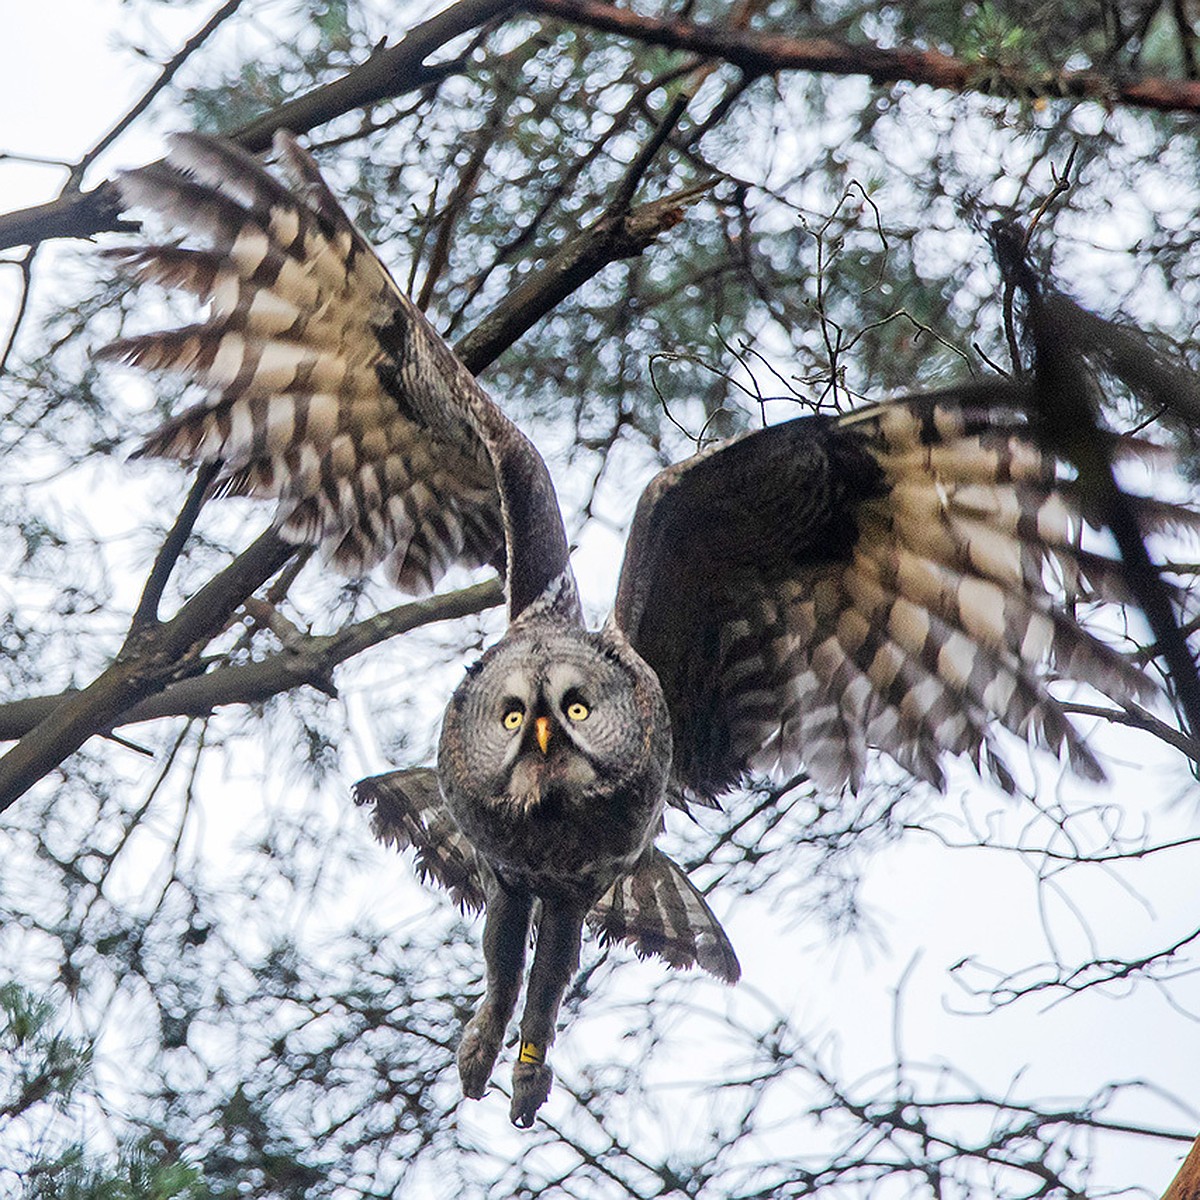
xmin=518 ymin=1040 xmax=545 ymax=1065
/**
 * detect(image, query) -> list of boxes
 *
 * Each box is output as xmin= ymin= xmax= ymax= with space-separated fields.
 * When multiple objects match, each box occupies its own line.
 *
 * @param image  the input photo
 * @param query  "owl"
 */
xmin=100 ymin=132 xmax=1192 ymax=1127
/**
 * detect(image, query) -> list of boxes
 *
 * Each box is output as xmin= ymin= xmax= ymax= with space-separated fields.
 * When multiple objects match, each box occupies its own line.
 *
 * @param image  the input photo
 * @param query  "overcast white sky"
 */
xmin=3 ymin=3 xmax=1199 ymax=1195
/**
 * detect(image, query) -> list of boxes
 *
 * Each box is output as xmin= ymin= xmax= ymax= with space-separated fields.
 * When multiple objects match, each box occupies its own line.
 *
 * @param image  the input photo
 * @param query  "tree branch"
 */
xmin=0 ymin=0 xmax=521 ymax=252
xmin=1060 ymin=701 xmax=1200 ymax=766
xmin=527 ymin=0 xmax=1200 ymax=113
xmin=0 ymin=187 xmax=135 ymax=252
xmin=454 ymin=181 xmax=713 ymax=372
xmin=128 ymin=462 xmax=220 ymax=633
xmin=231 ymin=0 xmax=521 ymax=152
xmin=1164 ymin=1135 xmax=1200 ymax=1200
xmin=0 ymin=580 xmax=502 ymax=743
xmin=0 ymin=530 xmax=295 ymax=813
xmin=85 ymin=0 xmax=248 ymax=169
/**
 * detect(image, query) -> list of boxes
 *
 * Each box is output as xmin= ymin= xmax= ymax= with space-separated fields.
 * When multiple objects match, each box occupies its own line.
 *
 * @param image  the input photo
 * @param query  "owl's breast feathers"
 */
xmin=452 ymin=734 xmax=664 ymax=904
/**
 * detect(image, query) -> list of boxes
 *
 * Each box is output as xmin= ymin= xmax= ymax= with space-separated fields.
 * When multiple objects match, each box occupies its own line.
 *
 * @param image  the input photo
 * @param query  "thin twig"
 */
xmin=127 ymin=462 xmax=220 ymax=634
xmin=83 ymin=0 xmax=247 ymax=171
xmin=0 ymin=247 xmax=35 ymax=378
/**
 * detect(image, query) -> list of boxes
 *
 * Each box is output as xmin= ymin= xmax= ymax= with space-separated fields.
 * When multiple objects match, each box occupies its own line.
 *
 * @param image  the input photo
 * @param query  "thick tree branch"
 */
xmin=0 ymin=187 xmax=136 ymax=252
xmin=0 ymin=530 xmax=295 ymax=812
xmin=1164 ymin=1136 xmax=1200 ymax=1200
xmin=231 ymin=0 xmax=520 ymax=152
xmin=455 ymin=182 xmax=712 ymax=371
xmin=0 ymin=580 xmax=502 ymax=744
xmin=528 ymin=0 xmax=1200 ymax=113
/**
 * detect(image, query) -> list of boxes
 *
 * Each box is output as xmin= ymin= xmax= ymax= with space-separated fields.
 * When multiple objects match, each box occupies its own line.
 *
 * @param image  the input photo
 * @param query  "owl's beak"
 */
xmin=534 ymin=715 xmax=552 ymax=755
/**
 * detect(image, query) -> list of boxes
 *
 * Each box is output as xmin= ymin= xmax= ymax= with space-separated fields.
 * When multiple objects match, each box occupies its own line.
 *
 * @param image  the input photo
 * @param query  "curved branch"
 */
xmin=0 ymin=579 xmax=503 ymax=743
xmin=528 ymin=0 xmax=1200 ymax=113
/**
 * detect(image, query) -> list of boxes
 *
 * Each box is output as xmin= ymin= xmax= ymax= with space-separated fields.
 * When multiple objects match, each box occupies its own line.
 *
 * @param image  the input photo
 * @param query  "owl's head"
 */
xmin=437 ymin=623 xmax=671 ymax=850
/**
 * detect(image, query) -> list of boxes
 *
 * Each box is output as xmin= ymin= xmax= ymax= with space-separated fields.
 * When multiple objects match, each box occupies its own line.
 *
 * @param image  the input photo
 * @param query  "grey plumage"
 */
xmin=102 ymin=130 xmax=1194 ymax=1128
xmin=355 ymin=761 xmax=739 ymax=983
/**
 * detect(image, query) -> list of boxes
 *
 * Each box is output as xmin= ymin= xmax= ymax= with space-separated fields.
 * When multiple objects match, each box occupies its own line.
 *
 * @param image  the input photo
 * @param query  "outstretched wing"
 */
xmin=353 ymin=767 xmax=487 ymax=913
xmin=587 ymin=848 xmax=740 ymax=983
xmin=614 ymin=383 xmax=1195 ymax=800
xmin=355 ymin=771 xmax=739 ymax=982
xmin=101 ymin=131 xmax=577 ymax=622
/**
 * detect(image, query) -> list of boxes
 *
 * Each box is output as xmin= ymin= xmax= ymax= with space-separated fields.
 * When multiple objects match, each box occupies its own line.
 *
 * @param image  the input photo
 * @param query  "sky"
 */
xmin=2 ymin=2 xmax=1199 ymax=1195
xmin=2 ymin=2 xmax=167 ymax=196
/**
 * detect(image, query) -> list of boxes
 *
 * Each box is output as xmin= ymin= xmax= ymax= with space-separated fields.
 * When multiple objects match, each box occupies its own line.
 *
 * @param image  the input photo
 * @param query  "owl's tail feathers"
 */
xmin=588 ymin=850 xmax=741 ymax=984
xmin=353 ymin=768 xmax=487 ymax=914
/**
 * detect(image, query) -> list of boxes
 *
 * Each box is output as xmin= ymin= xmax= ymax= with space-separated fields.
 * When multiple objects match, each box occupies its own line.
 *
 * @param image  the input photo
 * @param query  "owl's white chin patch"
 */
xmin=503 ymin=758 xmax=547 ymax=815
xmin=504 ymin=754 xmax=597 ymax=814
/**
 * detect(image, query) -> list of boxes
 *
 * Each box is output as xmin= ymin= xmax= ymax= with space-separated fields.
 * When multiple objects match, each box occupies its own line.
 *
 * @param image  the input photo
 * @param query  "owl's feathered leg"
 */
xmin=510 ymin=900 xmax=587 ymax=1127
xmin=458 ymin=880 xmax=533 ymax=1100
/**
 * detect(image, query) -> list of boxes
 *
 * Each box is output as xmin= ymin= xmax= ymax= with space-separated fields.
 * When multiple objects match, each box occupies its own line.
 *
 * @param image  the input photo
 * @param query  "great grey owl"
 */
xmin=100 ymin=132 xmax=1192 ymax=1127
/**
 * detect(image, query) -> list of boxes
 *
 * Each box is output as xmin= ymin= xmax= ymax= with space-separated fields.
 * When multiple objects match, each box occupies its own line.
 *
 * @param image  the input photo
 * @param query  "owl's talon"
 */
xmin=457 ymin=1018 xmax=502 ymax=1100
xmin=510 ymin=1060 xmax=553 ymax=1127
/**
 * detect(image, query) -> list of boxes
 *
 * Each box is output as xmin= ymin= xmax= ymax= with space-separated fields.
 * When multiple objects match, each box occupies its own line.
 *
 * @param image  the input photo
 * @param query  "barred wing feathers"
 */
xmin=588 ymin=848 xmax=741 ymax=983
xmin=615 ymin=386 xmax=1191 ymax=801
xmin=353 ymin=767 xmax=487 ymax=913
xmin=355 ymin=770 xmax=738 ymax=981
xmin=102 ymin=132 xmax=575 ymax=620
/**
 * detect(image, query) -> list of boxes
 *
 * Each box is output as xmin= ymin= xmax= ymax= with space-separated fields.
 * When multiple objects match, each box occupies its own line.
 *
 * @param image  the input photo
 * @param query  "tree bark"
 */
xmin=1164 ymin=1136 xmax=1200 ymax=1200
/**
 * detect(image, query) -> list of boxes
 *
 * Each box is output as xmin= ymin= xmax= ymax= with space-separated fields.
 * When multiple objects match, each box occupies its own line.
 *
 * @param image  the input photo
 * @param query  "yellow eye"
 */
xmin=565 ymin=701 xmax=589 ymax=722
xmin=503 ymin=708 xmax=524 ymax=731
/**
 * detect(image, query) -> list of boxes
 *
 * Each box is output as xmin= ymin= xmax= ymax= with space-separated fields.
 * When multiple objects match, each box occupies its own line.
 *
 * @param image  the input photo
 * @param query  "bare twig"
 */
xmin=1001 ymin=145 xmax=1077 ymax=376
xmin=1060 ymin=701 xmax=1200 ymax=766
xmin=127 ymin=462 xmax=220 ymax=634
xmin=416 ymin=77 xmax=513 ymax=310
xmin=604 ymin=72 xmax=699 ymax=216
xmin=84 ymin=0 xmax=247 ymax=170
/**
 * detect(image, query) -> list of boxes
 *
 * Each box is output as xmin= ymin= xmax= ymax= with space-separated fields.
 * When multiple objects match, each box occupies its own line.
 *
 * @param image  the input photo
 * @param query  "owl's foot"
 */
xmin=457 ymin=1016 xmax=503 ymax=1100
xmin=509 ymin=1052 xmax=553 ymax=1128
